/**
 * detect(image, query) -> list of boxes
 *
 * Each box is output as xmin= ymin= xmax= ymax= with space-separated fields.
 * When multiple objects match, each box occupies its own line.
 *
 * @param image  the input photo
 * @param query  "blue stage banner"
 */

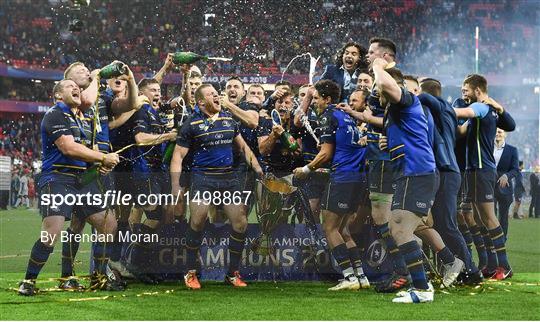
xmin=123 ymin=223 xmax=393 ymax=282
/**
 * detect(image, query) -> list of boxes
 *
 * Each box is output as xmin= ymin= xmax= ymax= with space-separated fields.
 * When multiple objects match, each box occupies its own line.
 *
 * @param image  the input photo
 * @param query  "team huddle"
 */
xmin=18 ymin=37 xmax=517 ymax=304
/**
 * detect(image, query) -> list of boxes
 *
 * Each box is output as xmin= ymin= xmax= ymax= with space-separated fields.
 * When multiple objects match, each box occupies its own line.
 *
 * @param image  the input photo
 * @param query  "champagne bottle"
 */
xmin=162 ymin=142 xmax=175 ymax=164
xmin=280 ymin=131 xmax=299 ymax=152
xmin=79 ymin=164 xmax=100 ymax=186
xmin=99 ymin=62 xmax=127 ymax=79
xmin=172 ymin=52 xmax=208 ymax=65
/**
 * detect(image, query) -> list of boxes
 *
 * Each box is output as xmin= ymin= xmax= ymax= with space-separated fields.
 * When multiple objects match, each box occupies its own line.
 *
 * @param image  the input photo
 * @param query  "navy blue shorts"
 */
xmin=295 ymin=172 xmax=328 ymax=200
xmin=391 ymin=172 xmax=439 ymax=216
xmin=180 ymin=171 xmax=191 ymax=188
xmin=190 ymin=172 xmax=241 ymax=201
xmin=321 ymin=176 xmax=369 ymax=215
xmin=368 ymin=160 xmax=397 ymax=194
xmin=132 ymin=172 xmax=171 ymax=220
xmin=465 ymin=169 xmax=496 ymax=203
xmin=114 ymin=170 xmax=135 ymax=197
xmin=133 ymin=171 xmax=171 ymax=200
xmin=99 ymin=172 xmax=115 ymax=192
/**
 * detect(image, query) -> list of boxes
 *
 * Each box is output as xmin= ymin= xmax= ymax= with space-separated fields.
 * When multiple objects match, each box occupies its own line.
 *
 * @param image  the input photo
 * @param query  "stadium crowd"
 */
xmin=1 ymin=0 xmax=537 ymax=170
xmin=0 ymin=0 xmax=537 ymax=76
xmin=0 ymin=115 xmax=41 ymax=166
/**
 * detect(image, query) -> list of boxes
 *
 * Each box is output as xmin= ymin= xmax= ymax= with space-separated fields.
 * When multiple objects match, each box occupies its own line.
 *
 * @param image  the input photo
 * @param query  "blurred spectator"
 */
xmin=0 ymin=0 xmax=536 ymax=76
xmin=0 ymin=114 xmax=41 ymax=173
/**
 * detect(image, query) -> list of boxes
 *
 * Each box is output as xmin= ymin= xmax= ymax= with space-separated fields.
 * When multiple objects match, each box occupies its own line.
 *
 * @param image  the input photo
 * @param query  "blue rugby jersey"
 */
xmin=294 ymin=107 xmax=321 ymax=164
xmin=384 ymin=88 xmax=436 ymax=177
xmin=257 ymin=117 xmax=303 ymax=174
xmin=109 ymin=109 xmax=137 ymax=171
xmin=132 ymin=104 xmax=169 ymax=177
xmin=465 ymin=102 xmax=498 ymax=170
xmin=176 ymin=107 xmax=239 ymax=174
xmin=419 ymin=93 xmax=460 ymax=173
xmin=238 ymin=101 xmax=259 ymax=155
xmin=39 ymin=102 xmax=93 ymax=186
xmin=231 ymin=101 xmax=259 ymax=169
xmin=86 ymin=87 xmax=114 ymax=152
xmin=366 ymin=88 xmax=391 ymax=161
xmin=452 ymin=98 xmax=470 ymax=172
xmin=319 ymin=105 xmax=366 ymax=182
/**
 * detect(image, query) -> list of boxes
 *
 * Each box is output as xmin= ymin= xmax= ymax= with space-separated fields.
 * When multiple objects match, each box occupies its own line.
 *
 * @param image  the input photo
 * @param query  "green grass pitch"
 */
xmin=0 ymin=208 xmax=539 ymax=320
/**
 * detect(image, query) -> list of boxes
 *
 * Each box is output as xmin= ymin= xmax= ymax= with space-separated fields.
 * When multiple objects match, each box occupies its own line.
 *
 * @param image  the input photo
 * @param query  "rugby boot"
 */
xmin=375 ymin=273 xmax=411 ymax=293
xmin=481 ymin=266 xmax=497 ymax=279
xmin=184 ymin=270 xmax=201 ymax=290
xmin=457 ymin=270 xmax=484 ymax=286
xmin=441 ymin=257 xmax=464 ymax=288
xmin=108 ymin=260 xmax=135 ymax=279
xmin=225 ymin=271 xmax=248 ymax=287
xmin=90 ymin=273 xmax=126 ymax=291
xmin=392 ymin=283 xmax=434 ymax=303
xmin=328 ymin=274 xmax=360 ymax=291
xmin=357 ymin=273 xmax=371 ymax=289
xmin=58 ymin=277 xmax=85 ymax=291
xmin=493 ymin=266 xmax=513 ymax=280
xmin=18 ymin=279 xmax=37 ymax=296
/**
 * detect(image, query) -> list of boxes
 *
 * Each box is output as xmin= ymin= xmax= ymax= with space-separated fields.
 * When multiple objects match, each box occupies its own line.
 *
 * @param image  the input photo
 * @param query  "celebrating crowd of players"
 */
xmin=18 ymin=37 xmax=518 ymax=304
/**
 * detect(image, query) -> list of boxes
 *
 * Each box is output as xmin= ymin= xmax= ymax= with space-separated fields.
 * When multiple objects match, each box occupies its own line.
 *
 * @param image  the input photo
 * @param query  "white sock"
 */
xmin=343 ymin=267 xmax=355 ymax=278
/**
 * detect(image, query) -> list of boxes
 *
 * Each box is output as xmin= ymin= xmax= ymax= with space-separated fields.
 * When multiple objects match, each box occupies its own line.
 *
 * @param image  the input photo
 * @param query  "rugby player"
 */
xmin=170 ymin=84 xmax=263 ymax=289
xmin=372 ymin=59 xmax=438 ymax=303
xmin=453 ymin=74 xmax=513 ymax=280
xmin=262 ymin=80 xmax=292 ymax=112
xmin=258 ymin=91 xmax=303 ymax=179
xmin=357 ymin=72 xmax=374 ymax=91
xmin=127 ymin=78 xmax=177 ymax=283
xmin=60 ymin=61 xmax=139 ymax=287
xmin=292 ymin=85 xmax=329 ymax=224
xmin=365 ymin=37 xmax=411 ymax=292
xmin=222 ymin=77 xmax=261 ymax=220
xmin=293 ymin=80 xmax=370 ymax=291
xmin=418 ymin=78 xmax=482 ymax=285
xmin=399 ymin=76 xmax=466 ymax=288
xmin=19 ymin=80 xmax=121 ymax=295
xmin=334 ymin=89 xmax=372 ymax=256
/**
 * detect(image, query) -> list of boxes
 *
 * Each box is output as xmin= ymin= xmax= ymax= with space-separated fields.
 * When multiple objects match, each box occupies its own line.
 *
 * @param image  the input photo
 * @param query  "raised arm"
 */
xmin=372 ymin=58 xmax=402 ymax=104
xmin=110 ymin=65 xmax=139 ymax=114
xmin=153 ymin=54 xmax=174 ymax=84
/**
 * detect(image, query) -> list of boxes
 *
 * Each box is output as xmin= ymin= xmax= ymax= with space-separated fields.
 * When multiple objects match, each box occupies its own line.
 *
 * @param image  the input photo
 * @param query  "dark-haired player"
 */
xmin=258 ymin=91 xmax=303 ymax=178
xmin=453 ymin=74 xmax=513 ymax=280
xmin=262 ymin=80 xmax=292 ymax=112
xmin=372 ymin=58 xmax=437 ymax=303
xmin=127 ymin=78 xmax=177 ymax=283
xmin=364 ymin=37 xmax=411 ymax=292
xmin=294 ymin=80 xmax=369 ymax=290
xmin=222 ymin=76 xmax=260 ymax=219
xmin=292 ymin=85 xmax=328 ymax=224
xmin=321 ymin=42 xmax=368 ymax=103
xmin=418 ymin=77 xmax=482 ymax=285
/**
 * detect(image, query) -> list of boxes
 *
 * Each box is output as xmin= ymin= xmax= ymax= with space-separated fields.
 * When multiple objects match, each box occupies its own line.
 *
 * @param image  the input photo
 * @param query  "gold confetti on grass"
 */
xmin=68 ymin=296 xmax=110 ymax=302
